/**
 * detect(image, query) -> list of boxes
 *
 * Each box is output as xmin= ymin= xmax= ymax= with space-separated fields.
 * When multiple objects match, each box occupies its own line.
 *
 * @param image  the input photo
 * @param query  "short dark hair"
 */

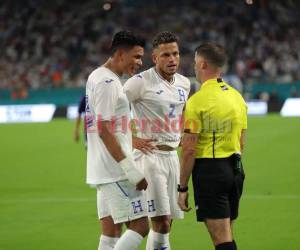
xmin=152 ymin=31 xmax=178 ymax=49
xmin=195 ymin=43 xmax=227 ymax=68
xmin=111 ymin=30 xmax=145 ymax=54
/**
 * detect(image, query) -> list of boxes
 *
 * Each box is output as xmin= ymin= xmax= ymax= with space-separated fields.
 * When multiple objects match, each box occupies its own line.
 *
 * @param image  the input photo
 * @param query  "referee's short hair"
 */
xmin=195 ymin=43 xmax=227 ymax=68
xmin=152 ymin=31 xmax=179 ymax=49
xmin=111 ymin=30 xmax=145 ymax=54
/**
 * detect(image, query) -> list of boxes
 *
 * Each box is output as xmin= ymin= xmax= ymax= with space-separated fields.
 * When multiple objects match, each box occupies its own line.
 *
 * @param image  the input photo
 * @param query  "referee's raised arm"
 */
xmin=178 ymin=42 xmax=247 ymax=250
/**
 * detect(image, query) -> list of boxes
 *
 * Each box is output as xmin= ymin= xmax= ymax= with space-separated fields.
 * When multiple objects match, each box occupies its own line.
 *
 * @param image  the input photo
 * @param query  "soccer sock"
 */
xmin=113 ymin=229 xmax=143 ymax=250
xmin=232 ymin=240 xmax=237 ymax=250
xmin=146 ymin=229 xmax=154 ymax=250
xmin=215 ymin=241 xmax=235 ymax=250
xmin=152 ymin=231 xmax=170 ymax=250
xmin=98 ymin=235 xmax=119 ymax=250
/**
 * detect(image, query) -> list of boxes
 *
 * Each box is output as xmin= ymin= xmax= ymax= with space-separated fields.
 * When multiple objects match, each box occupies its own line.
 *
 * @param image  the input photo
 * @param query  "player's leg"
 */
xmin=148 ymin=215 xmax=171 ymax=250
xmin=151 ymin=215 xmax=171 ymax=233
xmin=230 ymin=220 xmax=237 ymax=250
xmin=114 ymin=216 xmax=149 ymax=250
xmin=205 ymin=218 xmax=234 ymax=248
xmin=102 ymin=181 xmax=149 ymax=250
xmin=97 ymin=190 xmax=121 ymax=250
xmin=144 ymin=152 xmax=180 ymax=250
xmin=228 ymin=162 xmax=245 ymax=250
xmin=99 ymin=216 xmax=122 ymax=250
xmin=148 ymin=152 xmax=184 ymax=249
xmin=193 ymin=158 xmax=236 ymax=250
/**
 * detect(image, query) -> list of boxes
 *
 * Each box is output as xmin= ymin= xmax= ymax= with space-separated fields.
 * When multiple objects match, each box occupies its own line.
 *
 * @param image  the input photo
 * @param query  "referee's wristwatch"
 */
xmin=177 ymin=184 xmax=188 ymax=193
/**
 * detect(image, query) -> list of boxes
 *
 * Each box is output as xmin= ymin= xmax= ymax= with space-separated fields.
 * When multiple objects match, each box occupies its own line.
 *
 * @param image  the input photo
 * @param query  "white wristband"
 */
xmin=119 ymin=157 xmax=144 ymax=185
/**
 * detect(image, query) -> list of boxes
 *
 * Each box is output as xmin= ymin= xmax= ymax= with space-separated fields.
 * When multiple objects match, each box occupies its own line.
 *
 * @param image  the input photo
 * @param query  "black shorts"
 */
xmin=192 ymin=155 xmax=245 ymax=222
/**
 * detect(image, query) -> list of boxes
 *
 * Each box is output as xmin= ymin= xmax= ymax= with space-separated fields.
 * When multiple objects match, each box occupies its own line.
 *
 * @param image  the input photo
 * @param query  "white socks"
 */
xmin=98 ymin=235 xmax=119 ymax=250
xmin=113 ymin=229 xmax=144 ymax=250
xmin=146 ymin=229 xmax=154 ymax=250
xmin=146 ymin=229 xmax=170 ymax=250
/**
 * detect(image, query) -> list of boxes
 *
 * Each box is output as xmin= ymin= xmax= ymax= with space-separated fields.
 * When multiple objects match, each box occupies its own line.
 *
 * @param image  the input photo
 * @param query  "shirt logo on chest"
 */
xmin=156 ymin=90 xmax=164 ymax=95
xmin=177 ymin=88 xmax=186 ymax=102
xmin=105 ymin=79 xmax=114 ymax=84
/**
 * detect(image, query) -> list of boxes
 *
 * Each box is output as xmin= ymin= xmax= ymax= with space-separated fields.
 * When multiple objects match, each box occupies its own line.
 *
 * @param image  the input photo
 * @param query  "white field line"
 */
xmin=243 ymin=194 xmax=300 ymax=200
xmin=0 ymin=197 xmax=94 ymax=204
xmin=0 ymin=195 xmax=300 ymax=204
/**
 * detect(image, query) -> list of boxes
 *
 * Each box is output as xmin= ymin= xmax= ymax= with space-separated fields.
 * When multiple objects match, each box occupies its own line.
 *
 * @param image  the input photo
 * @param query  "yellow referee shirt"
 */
xmin=184 ymin=78 xmax=247 ymax=158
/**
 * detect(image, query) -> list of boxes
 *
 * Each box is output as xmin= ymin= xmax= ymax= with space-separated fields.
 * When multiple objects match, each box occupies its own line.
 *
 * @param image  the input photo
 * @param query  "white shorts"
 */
xmin=133 ymin=149 xmax=184 ymax=219
xmin=97 ymin=180 xmax=147 ymax=224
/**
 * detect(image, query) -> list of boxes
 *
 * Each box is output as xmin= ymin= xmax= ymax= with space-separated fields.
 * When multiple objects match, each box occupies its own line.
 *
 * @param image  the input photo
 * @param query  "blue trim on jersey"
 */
xmin=116 ymin=182 xmax=129 ymax=197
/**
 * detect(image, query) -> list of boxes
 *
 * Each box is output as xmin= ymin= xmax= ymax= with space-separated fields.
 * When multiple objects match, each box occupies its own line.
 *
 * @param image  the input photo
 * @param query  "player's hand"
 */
xmin=136 ymin=178 xmax=148 ymax=191
xmin=178 ymin=192 xmax=192 ymax=212
xmin=73 ymin=130 xmax=80 ymax=142
xmin=132 ymin=137 xmax=157 ymax=154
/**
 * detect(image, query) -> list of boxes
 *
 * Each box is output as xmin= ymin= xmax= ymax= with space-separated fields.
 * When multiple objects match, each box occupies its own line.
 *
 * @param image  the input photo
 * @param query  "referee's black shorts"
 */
xmin=192 ymin=156 xmax=245 ymax=222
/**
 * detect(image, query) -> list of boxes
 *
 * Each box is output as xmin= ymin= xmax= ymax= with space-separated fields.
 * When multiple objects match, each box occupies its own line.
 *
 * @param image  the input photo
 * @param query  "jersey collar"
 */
xmin=201 ymin=78 xmax=223 ymax=88
xmin=154 ymin=67 xmax=175 ymax=85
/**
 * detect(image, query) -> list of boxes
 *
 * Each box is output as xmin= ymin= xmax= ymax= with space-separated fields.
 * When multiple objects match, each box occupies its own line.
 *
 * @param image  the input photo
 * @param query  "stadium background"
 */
xmin=0 ymin=0 xmax=300 ymax=249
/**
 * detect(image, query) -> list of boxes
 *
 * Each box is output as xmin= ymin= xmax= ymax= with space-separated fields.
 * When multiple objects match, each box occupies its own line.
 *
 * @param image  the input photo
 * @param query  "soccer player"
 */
xmin=178 ymin=43 xmax=247 ymax=250
xmin=73 ymin=95 xmax=87 ymax=145
xmin=85 ymin=30 xmax=149 ymax=250
xmin=124 ymin=31 xmax=191 ymax=250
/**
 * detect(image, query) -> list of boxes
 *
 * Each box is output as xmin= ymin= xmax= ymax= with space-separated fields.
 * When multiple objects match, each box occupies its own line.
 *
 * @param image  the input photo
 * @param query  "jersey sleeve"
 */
xmin=183 ymin=76 xmax=191 ymax=97
xmin=186 ymin=79 xmax=191 ymax=97
xmin=236 ymin=92 xmax=248 ymax=130
xmin=241 ymin=102 xmax=248 ymax=129
xmin=94 ymin=79 xmax=119 ymax=121
xmin=184 ymin=97 xmax=202 ymax=134
xmin=123 ymin=74 xmax=145 ymax=102
xmin=78 ymin=95 xmax=86 ymax=115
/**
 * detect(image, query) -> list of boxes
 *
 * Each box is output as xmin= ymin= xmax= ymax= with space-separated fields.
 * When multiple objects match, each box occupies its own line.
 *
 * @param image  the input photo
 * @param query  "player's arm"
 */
xmin=240 ymin=99 xmax=248 ymax=154
xmin=132 ymin=135 xmax=157 ymax=154
xmin=99 ymin=122 xmax=147 ymax=190
xmin=178 ymin=131 xmax=199 ymax=212
xmin=73 ymin=115 xmax=82 ymax=142
xmin=178 ymin=98 xmax=201 ymax=211
xmin=94 ymin=80 xmax=147 ymax=190
xmin=179 ymin=78 xmax=192 ymax=146
xmin=73 ymin=96 xmax=85 ymax=142
xmin=178 ymin=106 xmax=186 ymax=147
xmin=99 ymin=121 xmax=126 ymax=161
xmin=124 ymin=74 xmax=157 ymax=154
xmin=180 ymin=132 xmax=199 ymax=187
xmin=240 ymin=129 xmax=247 ymax=154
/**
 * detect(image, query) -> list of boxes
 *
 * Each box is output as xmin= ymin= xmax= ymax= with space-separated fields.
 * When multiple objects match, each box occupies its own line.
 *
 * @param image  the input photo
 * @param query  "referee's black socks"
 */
xmin=233 ymin=240 xmax=237 ymax=250
xmin=215 ymin=241 xmax=237 ymax=250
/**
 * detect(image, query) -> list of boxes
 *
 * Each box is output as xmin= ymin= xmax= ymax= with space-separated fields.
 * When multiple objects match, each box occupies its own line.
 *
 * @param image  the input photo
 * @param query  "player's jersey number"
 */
xmin=169 ymin=104 xmax=176 ymax=118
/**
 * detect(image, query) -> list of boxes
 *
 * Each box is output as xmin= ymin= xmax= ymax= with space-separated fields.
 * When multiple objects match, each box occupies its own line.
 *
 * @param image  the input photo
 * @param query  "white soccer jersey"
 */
xmin=86 ymin=66 xmax=132 ymax=185
xmin=123 ymin=67 xmax=191 ymax=148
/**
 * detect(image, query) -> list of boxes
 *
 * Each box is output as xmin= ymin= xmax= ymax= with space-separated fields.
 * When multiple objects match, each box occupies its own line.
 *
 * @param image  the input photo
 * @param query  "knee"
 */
xmin=129 ymin=217 xmax=149 ymax=237
xmin=102 ymin=226 xmax=122 ymax=238
xmin=101 ymin=218 xmax=122 ymax=238
xmin=139 ymin=220 xmax=150 ymax=237
xmin=157 ymin=219 xmax=171 ymax=234
xmin=205 ymin=220 xmax=232 ymax=246
xmin=113 ymin=226 xmax=122 ymax=237
xmin=210 ymin=230 xmax=232 ymax=246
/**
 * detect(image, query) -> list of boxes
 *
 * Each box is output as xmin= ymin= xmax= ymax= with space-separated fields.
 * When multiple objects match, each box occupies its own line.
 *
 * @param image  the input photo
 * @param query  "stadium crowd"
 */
xmin=0 ymin=0 xmax=299 ymax=97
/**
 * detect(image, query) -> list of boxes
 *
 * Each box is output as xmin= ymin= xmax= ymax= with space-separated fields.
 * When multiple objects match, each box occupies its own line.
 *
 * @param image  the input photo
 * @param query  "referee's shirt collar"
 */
xmin=201 ymin=78 xmax=223 ymax=88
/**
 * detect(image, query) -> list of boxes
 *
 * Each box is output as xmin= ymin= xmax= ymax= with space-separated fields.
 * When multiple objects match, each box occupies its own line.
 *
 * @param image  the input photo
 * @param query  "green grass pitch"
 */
xmin=0 ymin=115 xmax=300 ymax=250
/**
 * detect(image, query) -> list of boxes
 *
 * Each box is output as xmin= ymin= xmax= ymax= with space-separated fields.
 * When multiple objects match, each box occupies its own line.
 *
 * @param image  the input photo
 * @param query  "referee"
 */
xmin=178 ymin=43 xmax=247 ymax=250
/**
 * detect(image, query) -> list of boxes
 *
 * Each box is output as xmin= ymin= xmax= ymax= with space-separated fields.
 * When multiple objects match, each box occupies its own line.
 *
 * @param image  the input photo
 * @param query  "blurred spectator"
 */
xmin=290 ymin=86 xmax=299 ymax=98
xmin=1 ymin=0 xmax=300 ymax=95
xmin=268 ymin=90 xmax=282 ymax=112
